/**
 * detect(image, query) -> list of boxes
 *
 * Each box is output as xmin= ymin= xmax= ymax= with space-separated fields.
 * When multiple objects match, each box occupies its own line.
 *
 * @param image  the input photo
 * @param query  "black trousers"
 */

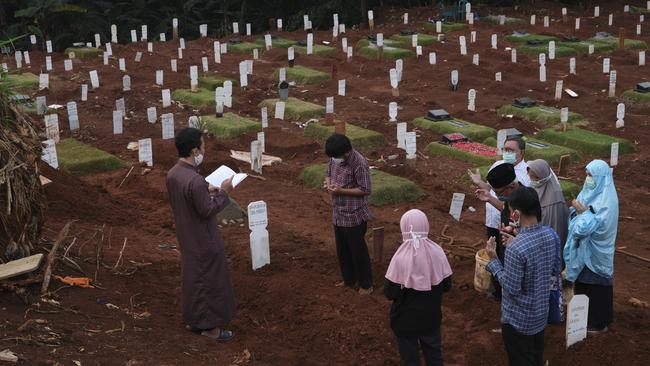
xmin=501 ymin=324 xmax=544 ymax=366
xmin=395 ymin=328 xmax=443 ymax=366
xmin=574 ymin=281 xmax=613 ymax=330
xmin=334 ymin=222 xmax=373 ymax=289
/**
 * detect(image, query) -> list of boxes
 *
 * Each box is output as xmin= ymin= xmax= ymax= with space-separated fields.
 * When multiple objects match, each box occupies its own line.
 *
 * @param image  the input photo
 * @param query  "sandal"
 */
xmin=202 ymin=329 xmax=235 ymax=342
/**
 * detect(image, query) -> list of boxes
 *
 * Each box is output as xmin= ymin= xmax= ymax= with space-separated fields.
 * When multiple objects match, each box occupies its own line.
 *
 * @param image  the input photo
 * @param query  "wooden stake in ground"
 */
xmin=41 ymin=221 xmax=73 ymax=294
xmin=372 ymin=227 xmax=384 ymax=263
xmin=558 ymin=154 xmax=571 ymax=179
xmin=619 ymin=27 xmax=626 ymax=50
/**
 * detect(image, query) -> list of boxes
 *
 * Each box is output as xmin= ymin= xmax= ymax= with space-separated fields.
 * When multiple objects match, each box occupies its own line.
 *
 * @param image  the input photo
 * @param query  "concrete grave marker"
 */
xmin=123 ymin=75 xmax=131 ymax=91
xmin=608 ymin=70 xmax=617 ymax=97
xmin=251 ymin=140 xmax=263 ymax=174
xmin=261 ymin=107 xmax=268 ymax=128
xmin=39 ymin=73 xmax=49 ymax=90
xmin=610 ymin=142 xmax=619 ymax=167
xmin=616 ymin=103 xmax=625 ymax=128
xmin=113 ymin=110 xmax=123 ymax=134
xmin=147 ymin=107 xmax=157 ymax=123
xmin=161 ymin=113 xmax=174 ymax=139
xmin=468 ymin=89 xmax=476 ymax=111
xmin=81 ymin=84 xmax=88 ymax=102
xmin=555 ymin=80 xmax=563 ymax=101
xmin=566 ymin=295 xmax=589 ymax=348
xmin=41 ymin=139 xmax=58 ymax=169
xmin=67 ymin=102 xmax=79 ymax=131
xmin=338 ymin=80 xmax=346 ymax=96
xmin=64 ymin=59 xmax=72 ymax=72
xmin=36 ymin=96 xmax=47 ymax=115
xmin=274 ymin=101 xmax=285 ymax=120
xmin=405 ymin=131 xmax=417 ymax=160
xmin=397 ymin=122 xmax=407 ymax=149
xmin=603 ymin=58 xmax=611 ymax=73
xmin=389 ymin=102 xmax=398 ymax=122
xmin=162 ymin=89 xmax=171 ymax=108
xmin=248 ymin=201 xmax=270 ymax=271
xmin=44 ymin=114 xmax=60 ymax=143
xmin=449 ymin=193 xmax=465 ymax=221
xmin=138 ymin=138 xmax=153 ymax=167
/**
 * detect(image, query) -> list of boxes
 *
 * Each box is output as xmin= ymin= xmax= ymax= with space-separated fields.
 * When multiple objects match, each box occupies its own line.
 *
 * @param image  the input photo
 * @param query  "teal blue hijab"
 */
xmin=563 ymin=160 xmax=619 ymax=281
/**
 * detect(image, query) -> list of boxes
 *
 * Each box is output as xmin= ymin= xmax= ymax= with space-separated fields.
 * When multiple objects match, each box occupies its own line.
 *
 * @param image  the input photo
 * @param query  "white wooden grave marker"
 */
xmin=468 ymin=89 xmax=476 ymax=111
xmin=274 ymin=101 xmax=285 ymax=120
xmin=81 ymin=84 xmax=88 ymax=102
xmin=389 ymin=102 xmax=398 ymax=122
xmin=44 ymin=114 xmax=59 ymax=143
xmin=251 ymin=140 xmax=262 ymax=174
xmin=67 ymin=102 xmax=79 ymax=131
xmin=405 ymin=132 xmax=417 ymax=160
xmin=397 ymin=122 xmax=406 ymax=149
xmin=566 ymin=295 xmax=589 ymax=348
xmin=162 ymin=89 xmax=171 ymax=108
xmin=248 ymin=201 xmax=270 ymax=271
xmin=138 ymin=138 xmax=153 ymax=167
xmin=261 ymin=107 xmax=268 ymax=128
xmin=555 ymin=80 xmax=563 ymax=101
xmin=610 ymin=143 xmax=619 ymax=167
xmin=161 ymin=113 xmax=175 ymax=139
xmin=36 ymin=96 xmax=47 ymax=115
xmin=147 ymin=107 xmax=157 ymax=123
xmin=616 ymin=103 xmax=625 ymax=128
xmin=41 ymin=139 xmax=58 ymax=169
xmin=113 ymin=110 xmax=123 ymax=134
xmin=449 ymin=193 xmax=465 ymax=221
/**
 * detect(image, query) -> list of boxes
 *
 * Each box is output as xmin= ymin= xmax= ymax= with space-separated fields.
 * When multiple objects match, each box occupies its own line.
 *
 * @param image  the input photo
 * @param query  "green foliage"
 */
xmin=294 ymin=44 xmax=337 ymax=57
xmin=274 ymin=65 xmax=330 ymax=85
xmin=621 ymin=90 xmax=650 ymax=104
xmin=259 ymin=97 xmax=325 ymax=120
xmin=198 ymin=75 xmax=237 ymax=90
xmin=299 ymin=164 xmax=423 ymax=206
xmin=389 ymin=33 xmax=438 ymax=47
xmin=303 ymin=122 xmax=388 ymax=149
xmin=497 ymin=105 xmax=587 ymax=127
xmin=201 ymin=113 xmax=260 ymax=139
xmin=0 ymin=73 xmax=40 ymax=93
xmin=57 ymin=138 xmax=127 ymax=176
xmin=172 ymin=88 xmax=237 ymax=108
xmin=536 ymin=127 xmax=635 ymax=157
xmin=63 ymin=47 xmax=102 ymax=59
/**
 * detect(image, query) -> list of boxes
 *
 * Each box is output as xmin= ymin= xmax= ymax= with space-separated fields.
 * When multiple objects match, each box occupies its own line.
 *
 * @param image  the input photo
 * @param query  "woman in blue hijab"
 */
xmin=564 ymin=160 xmax=618 ymax=333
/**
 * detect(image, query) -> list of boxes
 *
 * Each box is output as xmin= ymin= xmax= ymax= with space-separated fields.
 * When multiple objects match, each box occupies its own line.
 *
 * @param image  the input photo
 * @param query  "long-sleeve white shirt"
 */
xmin=485 ymin=160 xmax=530 ymax=229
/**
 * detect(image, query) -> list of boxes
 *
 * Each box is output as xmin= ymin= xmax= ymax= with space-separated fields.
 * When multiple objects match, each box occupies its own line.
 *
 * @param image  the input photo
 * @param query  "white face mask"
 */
xmin=194 ymin=153 xmax=204 ymax=166
xmin=331 ymin=157 xmax=344 ymax=164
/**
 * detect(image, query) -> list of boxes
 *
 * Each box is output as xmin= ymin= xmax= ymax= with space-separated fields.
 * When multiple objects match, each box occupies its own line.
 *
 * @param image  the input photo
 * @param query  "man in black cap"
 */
xmin=475 ymin=163 xmax=522 ymax=298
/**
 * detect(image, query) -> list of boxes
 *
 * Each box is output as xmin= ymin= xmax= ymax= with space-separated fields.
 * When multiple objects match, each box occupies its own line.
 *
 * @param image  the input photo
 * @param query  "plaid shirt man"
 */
xmin=486 ymin=224 xmax=559 ymax=335
xmin=327 ymin=149 xmax=372 ymax=227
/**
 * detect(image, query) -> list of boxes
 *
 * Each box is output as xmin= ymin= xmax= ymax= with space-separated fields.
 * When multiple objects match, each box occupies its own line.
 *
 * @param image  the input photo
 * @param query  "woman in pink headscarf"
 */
xmin=384 ymin=209 xmax=453 ymax=366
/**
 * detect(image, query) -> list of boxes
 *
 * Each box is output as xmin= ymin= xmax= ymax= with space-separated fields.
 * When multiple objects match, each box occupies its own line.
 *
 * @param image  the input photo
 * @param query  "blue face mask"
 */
xmin=503 ymin=151 xmax=517 ymax=164
xmin=585 ymin=176 xmax=596 ymax=189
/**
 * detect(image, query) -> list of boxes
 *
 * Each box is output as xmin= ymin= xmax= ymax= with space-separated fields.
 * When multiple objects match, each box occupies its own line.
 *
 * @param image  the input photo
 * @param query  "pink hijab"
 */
xmin=385 ymin=209 xmax=453 ymax=291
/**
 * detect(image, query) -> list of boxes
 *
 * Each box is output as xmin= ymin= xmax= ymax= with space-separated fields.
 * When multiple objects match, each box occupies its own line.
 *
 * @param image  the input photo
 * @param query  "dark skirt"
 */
xmin=574 ymin=281 xmax=613 ymax=330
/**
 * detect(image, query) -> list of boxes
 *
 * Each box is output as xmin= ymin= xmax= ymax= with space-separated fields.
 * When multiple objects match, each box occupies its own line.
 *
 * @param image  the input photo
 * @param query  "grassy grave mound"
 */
xmin=304 ymin=122 xmax=388 ymax=149
xmin=64 ymin=47 xmax=102 ymax=59
xmin=470 ymin=165 xmax=580 ymax=201
xmin=519 ymin=43 xmax=578 ymax=57
xmin=422 ymin=22 xmax=467 ymax=32
xmin=228 ymin=42 xmax=262 ymax=54
xmin=57 ymin=138 xmax=126 ymax=176
xmin=300 ymin=164 xmax=423 ymax=206
xmin=356 ymin=39 xmax=414 ymax=59
xmin=621 ymin=89 xmax=650 ymax=104
xmin=255 ymin=37 xmax=297 ymax=48
xmin=483 ymin=136 xmax=580 ymax=165
xmin=498 ymin=105 xmax=587 ymax=127
xmin=0 ymin=73 xmax=39 ymax=92
xmin=389 ymin=33 xmax=438 ymax=47
xmin=504 ymin=34 xmax=559 ymax=44
xmin=588 ymin=37 xmax=647 ymax=51
xmin=536 ymin=127 xmax=635 ymax=157
xmin=198 ymin=76 xmax=237 ymax=90
xmin=258 ymin=97 xmax=325 ymax=120
xmin=562 ymin=41 xmax=616 ymax=54
xmin=294 ymin=44 xmax=337 ymax=57
xmin=201 ymin=113 xmax=261 ymax=139
xmin=412 ymin=117 xmax=496 ymax=142
xmin=172 ymin=88 xmax=237 ymax=108
xmin=630 ymin=6 xmax=650 ymax=14
xmin=426 ymin=142 xmax=497 ymax=166
xmin=482 ymin=15 xmax=525 ymax=25
xmin=274 ymin=65 xmax=330 ymax=85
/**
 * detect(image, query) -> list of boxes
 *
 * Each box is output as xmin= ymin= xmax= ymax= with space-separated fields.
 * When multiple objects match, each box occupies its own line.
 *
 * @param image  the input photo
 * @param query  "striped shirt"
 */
xmin=327 ymin=149 xmax=372 ymax=227
xmin=486 ymin=224 xmax=558 ymax=335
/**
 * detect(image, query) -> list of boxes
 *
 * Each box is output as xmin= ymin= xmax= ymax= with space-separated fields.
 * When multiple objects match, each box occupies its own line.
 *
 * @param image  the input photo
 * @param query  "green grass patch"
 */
xmin=304 ymin=122 xmax=388 ymax=149
xmin=299 ymin=164 xmax=423 ymax=206
xmin=588 ymin=37 xmax=647 ymax=51
xmin=422 ymin=22 xmax=468 ymax=32
xmin=630 ymin=6 xmax=650 ymax=14
xmin=57 ymin=138 xmax=126 ymax=176
xmin=356 ymin=39 xmax=414 ymax=59
xmin=426 ymin=142 xmax=497 ymax=165
xmin=621 ymin=89 xmax=650 ymax=104
xmin=0 ymin=73 xmax=39 ymax=92
xmin=562 ymin=41 xmax=616 ymax=54
xmin=255 ymin=37 xmax=297 ymax=48
xmin=198 ymin=76 xmax=237 ymax=90
xmin=482 ymin=15 xmax=525 ymax=25
xmin=64 ymin=47 xmax=102 ymax=59
xmin=498 ymin=105 xmax=587 ymax=127
xmin=274 ymin=65 xmax=330 ymax=85
xmin=200 ymin=113 xmax=260 ymax=139
xmin=389 ymin=33 xmax=438 ymax=47
xmin=412 ymin=117 xmax=496 ymax=142
xmin=228 ymin=42 xmax=262 ymax=54
xmin=536 ymin=127 xmax=635 ymax=157
xmin=258 ymin=97 xmax=325 ymax=120
xmin=294 ymin=44 xmax=337 ymax=57
xmin=483 ymin=136 xmax=580 ymax=165
xmin=504 ymin=34 xmax=559 ymax=43
xmin=172 ymin=88 xmax=237 ymax=108
xmin=519 ymin=43 xmax=578 ymax=57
